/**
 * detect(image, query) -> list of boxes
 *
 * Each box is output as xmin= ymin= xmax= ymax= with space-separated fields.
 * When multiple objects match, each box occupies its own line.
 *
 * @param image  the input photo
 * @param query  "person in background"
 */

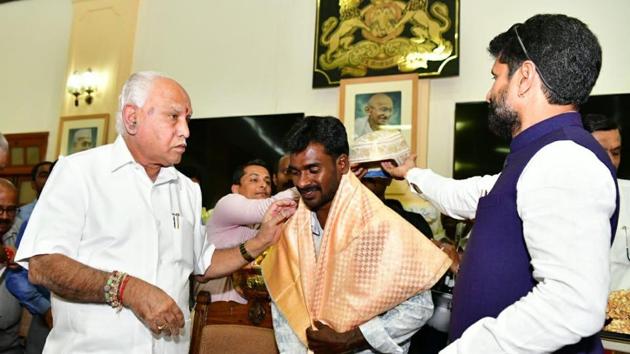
xmin=383 ymin=14 xmax=617 ymax=353
xmin=14 ymin=71 xmax=295 ymax=353
xmin=16 ymin=161 xmax=52 ymax=224
xmin=582 ymin=113 xmax=621 ymax=171
xmin=582 ymin=113 xmax=630 ymax=290
xmin=273 ymin=154 xmax=293 ymax=192
xmin=198 ymin=159 xmax=297 ymax=303
xmin=0 ymin=178 xmax=24 ymax=354
xmin=6 ymin=161 xmax=55 ymax=354
xmin=263 ymin=116 xmax=450 ymax=353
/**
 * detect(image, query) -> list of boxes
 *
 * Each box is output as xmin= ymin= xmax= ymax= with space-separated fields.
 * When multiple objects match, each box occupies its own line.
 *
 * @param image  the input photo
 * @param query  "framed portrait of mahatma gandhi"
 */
xmin=56 ymin=114 xmax=109 ymax=156
xmin=340 ymin=74 xmax=430 ymax=163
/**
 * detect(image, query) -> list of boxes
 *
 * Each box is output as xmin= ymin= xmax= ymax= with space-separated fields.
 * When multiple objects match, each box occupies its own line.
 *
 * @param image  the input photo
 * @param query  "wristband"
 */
xmin=239 ymin=242 xmax=255 ymax=262
xmin=104 ymin=271 xmax=126 ymax=312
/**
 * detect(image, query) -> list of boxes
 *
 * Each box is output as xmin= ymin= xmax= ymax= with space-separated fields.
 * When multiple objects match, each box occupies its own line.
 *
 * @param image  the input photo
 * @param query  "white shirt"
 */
xmin=610 ymin=179 xmax=630 ymax=290
xmin=406 ymin=141 xmax=616 ymax=354
xmin=16 ymin=136 xmax=214 ymax=354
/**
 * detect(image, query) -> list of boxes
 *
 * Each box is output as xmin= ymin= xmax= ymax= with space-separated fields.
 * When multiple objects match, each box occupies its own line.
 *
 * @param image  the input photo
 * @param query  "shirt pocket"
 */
xmin=173 ymin=218 xmax=194 ymax=269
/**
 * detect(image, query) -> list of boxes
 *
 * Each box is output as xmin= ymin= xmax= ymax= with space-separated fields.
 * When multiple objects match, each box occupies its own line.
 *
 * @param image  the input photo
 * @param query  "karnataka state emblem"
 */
xmin=313 ymin=0 xmax=459 ymax=87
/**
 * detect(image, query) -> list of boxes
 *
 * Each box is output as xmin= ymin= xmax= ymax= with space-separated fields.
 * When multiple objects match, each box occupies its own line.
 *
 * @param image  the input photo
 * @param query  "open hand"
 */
xmin=381 ymin=154 xmax=417 ymax=180
xmin=122 ymin=276 xmax=184 ymax=337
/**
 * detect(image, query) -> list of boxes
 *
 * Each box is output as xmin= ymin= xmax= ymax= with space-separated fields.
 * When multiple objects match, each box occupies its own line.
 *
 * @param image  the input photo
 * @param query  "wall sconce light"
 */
xmin=67 ymin=68 xmax=98 ymax=107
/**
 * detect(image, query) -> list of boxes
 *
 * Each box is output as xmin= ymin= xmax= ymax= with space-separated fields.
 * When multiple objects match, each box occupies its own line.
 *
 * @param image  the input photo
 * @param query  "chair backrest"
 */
xmin=198 ymin=324 xmax=278 ymax=354
xmin=189 ymin=291 xmax=278 ymax=354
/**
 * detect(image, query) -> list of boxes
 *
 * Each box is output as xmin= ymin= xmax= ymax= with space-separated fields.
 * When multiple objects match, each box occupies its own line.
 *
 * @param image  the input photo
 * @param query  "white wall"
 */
xmin=135 ymin=0 xmax=630 ymax=176
xmin=1 ymin=1 xmax=629 ymax=174
xmin=0 ymin=0 xmax=72 ymax=160
xmin=133 ymin=0 xmax=338 ymax=120
xmin=428 ymin=0 xmax=630 ymax=175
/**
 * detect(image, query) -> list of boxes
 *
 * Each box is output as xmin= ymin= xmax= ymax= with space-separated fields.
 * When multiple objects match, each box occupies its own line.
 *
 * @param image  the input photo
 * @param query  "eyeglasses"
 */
xmin=512 ymin=25 xmax=562 ymax=99
xmin=0 ymin=206 xmax=18 ymax=216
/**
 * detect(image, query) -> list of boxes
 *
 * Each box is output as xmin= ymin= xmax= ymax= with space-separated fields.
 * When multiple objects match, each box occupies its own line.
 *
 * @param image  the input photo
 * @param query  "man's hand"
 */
xmin=432 ymin=240 xmax=461 ymax=274
xmin=197 ymin=199 xmax=297 ymax=281
xmin=350 ymin=163 xmax=368 ymax=180
xmin=122 ymin=276 xmax=184 ymax=337
xmin=306 ymin=321 xmax=368 ymax=354
xmin=252 ymin=199 xmax=297 ymax=249
xmin=381 ymin=154 xmax=417 ymax=180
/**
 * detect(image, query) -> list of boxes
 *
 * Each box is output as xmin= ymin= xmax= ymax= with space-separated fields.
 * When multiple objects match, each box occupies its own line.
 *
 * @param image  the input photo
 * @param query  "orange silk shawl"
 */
xmin=261 ymin=173 xmax=451 ymax=345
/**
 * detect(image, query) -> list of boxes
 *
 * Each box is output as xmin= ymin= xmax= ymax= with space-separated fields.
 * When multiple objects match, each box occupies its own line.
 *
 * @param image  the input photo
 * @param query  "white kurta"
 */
xmin=16 ymin=136 xmax=214 ymax=354
xmin=610 ymin=179 xmax=630 ymax=290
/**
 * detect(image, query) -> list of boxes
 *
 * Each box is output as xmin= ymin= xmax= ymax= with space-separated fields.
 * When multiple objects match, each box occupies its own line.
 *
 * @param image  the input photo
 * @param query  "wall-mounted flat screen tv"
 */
xmin=453 ymin=93 xmax=630 ymax=180
xmin=179 ymin=113 xmax=304 ymax=208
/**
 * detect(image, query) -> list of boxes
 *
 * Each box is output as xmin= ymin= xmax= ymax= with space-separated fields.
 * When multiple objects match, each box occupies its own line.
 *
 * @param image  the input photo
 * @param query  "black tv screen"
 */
xmin=179 ymin=113 xmax=304 ymax=208
xmin=453 ymin=102 xmax=509 ymax=179
xmin=453 ymin=93 xmax=630 ymax=180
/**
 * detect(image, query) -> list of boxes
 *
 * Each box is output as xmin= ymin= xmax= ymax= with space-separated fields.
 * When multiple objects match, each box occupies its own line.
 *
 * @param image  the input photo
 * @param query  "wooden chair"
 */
xmin=190 ymin=291 xmax=278 ymax=354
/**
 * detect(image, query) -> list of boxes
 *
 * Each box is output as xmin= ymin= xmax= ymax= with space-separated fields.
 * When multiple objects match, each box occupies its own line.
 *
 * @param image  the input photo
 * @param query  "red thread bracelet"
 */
xmin=118 ymin=275 xmax=130 ymax=305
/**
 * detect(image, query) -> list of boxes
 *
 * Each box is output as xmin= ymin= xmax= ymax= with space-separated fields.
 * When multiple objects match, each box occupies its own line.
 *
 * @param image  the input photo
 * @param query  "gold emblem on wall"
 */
xmin=313 ymin=0 xmax=459 ymax=87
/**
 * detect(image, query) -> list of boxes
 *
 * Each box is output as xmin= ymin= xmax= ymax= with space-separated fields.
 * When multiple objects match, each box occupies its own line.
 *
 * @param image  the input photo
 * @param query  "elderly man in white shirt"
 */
xmin=15 ymin=72 xmax=295 ymax=354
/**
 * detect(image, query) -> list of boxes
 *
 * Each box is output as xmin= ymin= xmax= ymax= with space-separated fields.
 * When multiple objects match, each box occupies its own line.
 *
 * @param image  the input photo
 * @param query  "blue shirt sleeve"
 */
xmin=5 ymin=267 xmax=51 ymax=316
xmin=5 ymin=218 xmax=51 ymax=316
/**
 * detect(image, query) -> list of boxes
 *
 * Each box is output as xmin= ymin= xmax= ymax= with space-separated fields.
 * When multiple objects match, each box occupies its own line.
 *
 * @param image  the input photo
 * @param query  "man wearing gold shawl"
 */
xmin=262 ymin=116 xmax=451 ymax=353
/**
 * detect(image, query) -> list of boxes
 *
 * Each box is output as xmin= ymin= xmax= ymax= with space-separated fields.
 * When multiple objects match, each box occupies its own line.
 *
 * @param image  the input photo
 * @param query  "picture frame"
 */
xmin=313 ymin=0 xmax=460 ymax=87
xmin=56 ymin=114 xmax=109 ymax=156
xmin=339 ymin=73 xmax=427 ymax=156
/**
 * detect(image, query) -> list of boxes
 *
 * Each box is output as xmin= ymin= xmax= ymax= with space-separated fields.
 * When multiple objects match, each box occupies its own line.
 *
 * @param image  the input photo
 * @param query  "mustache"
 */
xmin=297 ymin=185 xmax=321 ymax=195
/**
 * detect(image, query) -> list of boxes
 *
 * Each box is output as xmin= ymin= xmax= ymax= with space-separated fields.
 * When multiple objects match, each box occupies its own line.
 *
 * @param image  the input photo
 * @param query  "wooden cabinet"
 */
xmin=0 ymin=132 xmax=49 ymax=205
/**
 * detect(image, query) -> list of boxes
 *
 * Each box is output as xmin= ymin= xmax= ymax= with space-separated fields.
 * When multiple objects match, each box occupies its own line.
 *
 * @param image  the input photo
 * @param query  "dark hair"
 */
xmin=582 ymin=113 xmax=620 ymax=133
xmin=283 ymin=116 xmax=349 ymax=158
xmin=31 ymin=161 xmax=53 ymax=181
xmin=488 ymin=14 xmax=601 ymax=106
xmin=231 ymin=159 xmax=270 ymax=185
xmin=178 ymin=164 xmax=201 ymax=180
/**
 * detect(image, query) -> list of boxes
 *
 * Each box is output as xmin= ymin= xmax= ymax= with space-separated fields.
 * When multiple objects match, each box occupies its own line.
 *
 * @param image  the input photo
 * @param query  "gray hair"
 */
xmin=116 ymin=71 xmax=167 ymax=135
xmin=0 ymin=132 xmax=8 ymax=153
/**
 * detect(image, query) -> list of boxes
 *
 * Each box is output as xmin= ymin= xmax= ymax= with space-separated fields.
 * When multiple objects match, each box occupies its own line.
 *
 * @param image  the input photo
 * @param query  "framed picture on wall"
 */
xmin=339 ymin=74 xmax=418 ymax=152
xmin=312 ymin=0 xmax=460 ymax=87
xmin=56 ymin=114 xmax=109 ymax=156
